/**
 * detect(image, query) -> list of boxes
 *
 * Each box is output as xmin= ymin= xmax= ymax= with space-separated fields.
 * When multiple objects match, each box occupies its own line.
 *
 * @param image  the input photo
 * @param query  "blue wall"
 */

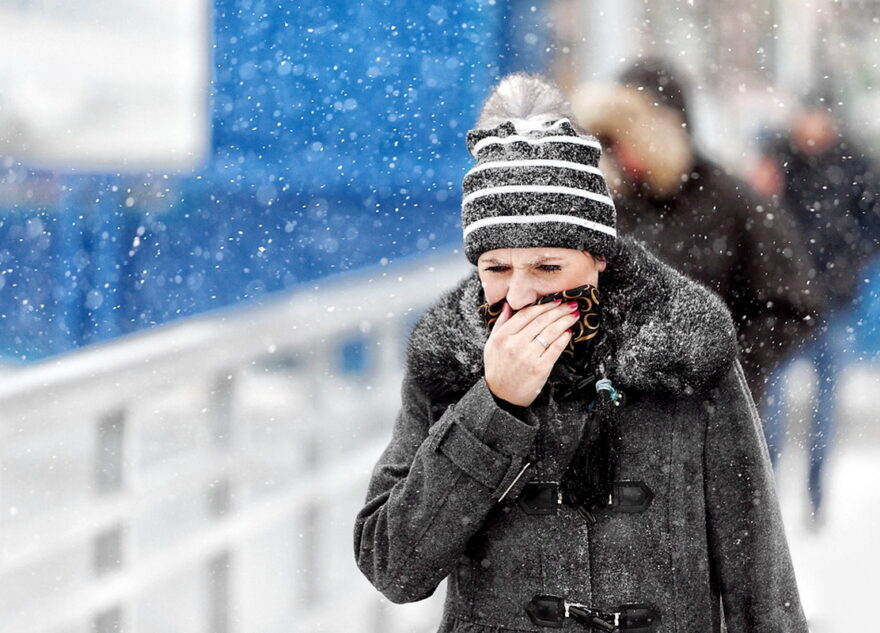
xmin=4 ymin=1 xmax=874 ymax=364
xmin=0 ymin=0 xmax=555 ymax=362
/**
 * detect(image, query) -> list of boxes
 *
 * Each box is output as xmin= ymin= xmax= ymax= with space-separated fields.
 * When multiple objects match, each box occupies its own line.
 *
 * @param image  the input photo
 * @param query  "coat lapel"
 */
xmin=407 ymin=237 xmax=738 ymax=401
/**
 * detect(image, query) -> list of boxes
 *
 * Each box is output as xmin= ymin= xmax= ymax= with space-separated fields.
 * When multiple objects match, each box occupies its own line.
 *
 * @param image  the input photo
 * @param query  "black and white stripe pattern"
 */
xmin=462 ymin=213 xmax=617 ymax=239
xmin=461 ymin=106 xmax=617 ymax=263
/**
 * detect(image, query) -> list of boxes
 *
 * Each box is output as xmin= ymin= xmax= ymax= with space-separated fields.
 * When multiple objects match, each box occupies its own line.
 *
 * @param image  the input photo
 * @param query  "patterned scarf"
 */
xmin=477 ymin=283 xmax=602 ymax=374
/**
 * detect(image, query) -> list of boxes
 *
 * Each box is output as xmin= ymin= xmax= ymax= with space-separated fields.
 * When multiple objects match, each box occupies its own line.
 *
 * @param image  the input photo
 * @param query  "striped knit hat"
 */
xmin=462 ymin=74 xmax=617 ymax=263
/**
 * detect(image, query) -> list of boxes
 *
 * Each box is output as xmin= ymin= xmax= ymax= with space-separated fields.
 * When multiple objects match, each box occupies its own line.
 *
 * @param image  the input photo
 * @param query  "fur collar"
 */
xmin=406 ymin=237 xmax=737 ymax=400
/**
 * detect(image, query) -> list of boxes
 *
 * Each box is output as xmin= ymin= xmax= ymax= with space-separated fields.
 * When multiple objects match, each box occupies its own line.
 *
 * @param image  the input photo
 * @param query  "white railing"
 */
xmin=0 ymin=250 xmax=471 ymax=633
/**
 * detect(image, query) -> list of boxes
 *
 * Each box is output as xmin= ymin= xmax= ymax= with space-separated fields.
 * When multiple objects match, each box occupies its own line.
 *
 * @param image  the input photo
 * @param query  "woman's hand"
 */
xmin=484 ymin=300 xmax=580 ymax=407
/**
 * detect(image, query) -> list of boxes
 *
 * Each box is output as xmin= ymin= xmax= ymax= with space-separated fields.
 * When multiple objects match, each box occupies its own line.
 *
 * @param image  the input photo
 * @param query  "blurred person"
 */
xmin=354 ymin=74 xmax=807 ymax=633
xmin=750 ymin=92 xmax=880 ymax=522
xmin=570 ymin=57 xmax=820 ymax=413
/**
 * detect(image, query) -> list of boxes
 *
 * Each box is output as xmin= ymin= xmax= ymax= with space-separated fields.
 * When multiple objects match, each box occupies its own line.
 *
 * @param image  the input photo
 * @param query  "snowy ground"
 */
xmin=773 ymin=362 xmax=880 ymax=632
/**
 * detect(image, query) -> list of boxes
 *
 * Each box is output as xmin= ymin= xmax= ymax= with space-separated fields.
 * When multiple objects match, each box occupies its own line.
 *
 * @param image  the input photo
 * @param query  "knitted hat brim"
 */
xmin=464 ymin=217 xmax=616 ymax=264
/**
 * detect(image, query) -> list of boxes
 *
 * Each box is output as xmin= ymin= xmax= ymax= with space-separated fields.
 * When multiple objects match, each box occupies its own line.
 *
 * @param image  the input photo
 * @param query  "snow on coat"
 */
xmin=354 ymin=237 xmax=808 ymax=633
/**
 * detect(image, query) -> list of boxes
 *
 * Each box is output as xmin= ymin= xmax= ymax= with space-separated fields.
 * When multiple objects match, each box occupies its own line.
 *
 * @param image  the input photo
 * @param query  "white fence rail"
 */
xmin=0 ymin=251 xmax=470 ymax=633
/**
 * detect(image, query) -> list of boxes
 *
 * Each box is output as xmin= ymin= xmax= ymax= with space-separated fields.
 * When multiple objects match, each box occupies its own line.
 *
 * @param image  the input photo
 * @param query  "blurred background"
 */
xmin=0 ymin=0 xmax=877 ymax=631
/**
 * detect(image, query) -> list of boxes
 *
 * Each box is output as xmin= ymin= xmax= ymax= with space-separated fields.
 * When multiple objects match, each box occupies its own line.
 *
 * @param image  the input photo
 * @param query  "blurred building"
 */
xmin=0 ymin=0 xmax=542 ymax=363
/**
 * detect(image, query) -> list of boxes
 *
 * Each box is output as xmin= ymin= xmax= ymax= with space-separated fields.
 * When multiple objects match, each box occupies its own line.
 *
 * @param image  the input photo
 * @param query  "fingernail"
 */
xmin=567 ymin=301 xmax=578 ymax=308
xmin=570 ymin=309 xmax=579 ymax=316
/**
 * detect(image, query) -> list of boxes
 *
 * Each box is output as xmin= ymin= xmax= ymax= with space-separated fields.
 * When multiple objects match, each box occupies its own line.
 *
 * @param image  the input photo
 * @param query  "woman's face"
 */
xmin=477 ymin=247 xmax=607 ymax=310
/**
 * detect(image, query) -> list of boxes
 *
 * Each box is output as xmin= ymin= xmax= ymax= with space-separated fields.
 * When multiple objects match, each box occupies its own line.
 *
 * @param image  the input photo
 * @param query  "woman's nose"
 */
xmin=505 ymin=279 xmax=538 ymax=311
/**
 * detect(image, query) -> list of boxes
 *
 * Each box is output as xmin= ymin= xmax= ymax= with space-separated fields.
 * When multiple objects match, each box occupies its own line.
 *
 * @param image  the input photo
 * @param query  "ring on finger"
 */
xmin=535 ymin=334 xmax=550 ymax=349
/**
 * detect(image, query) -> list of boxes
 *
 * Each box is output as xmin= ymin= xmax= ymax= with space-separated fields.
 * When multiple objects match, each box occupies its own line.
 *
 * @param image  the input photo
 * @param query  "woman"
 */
xmin=354 ymin=74 xmax=807 ymax=633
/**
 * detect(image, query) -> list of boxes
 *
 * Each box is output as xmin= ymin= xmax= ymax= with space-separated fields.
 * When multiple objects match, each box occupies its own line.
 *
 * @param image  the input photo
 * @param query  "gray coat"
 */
xmin=354 ymin=238 xmax=807 ymax=633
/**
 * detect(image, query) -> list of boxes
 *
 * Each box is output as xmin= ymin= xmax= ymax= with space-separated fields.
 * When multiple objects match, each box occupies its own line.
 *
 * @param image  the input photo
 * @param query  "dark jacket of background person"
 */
xmin=757 ymin=127 xmax=880 ymax=309
xmin=571 ymin=59 xmax=821 ymax=406
xmin=354 ymin=238 xmax=807 ymax=633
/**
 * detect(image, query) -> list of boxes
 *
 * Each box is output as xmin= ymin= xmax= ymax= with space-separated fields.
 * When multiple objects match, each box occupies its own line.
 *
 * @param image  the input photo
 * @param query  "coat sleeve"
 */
xmin=703 ymin=360 xmax=809 ymax=632
xmin=734 ymin=190 xmax=821 ymax=401
xmin=353 ymin=374 xmax=537 ymax=604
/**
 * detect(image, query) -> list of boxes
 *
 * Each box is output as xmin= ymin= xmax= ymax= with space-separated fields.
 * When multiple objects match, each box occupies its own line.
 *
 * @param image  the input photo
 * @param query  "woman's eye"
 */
xmin=484 ymin=265 xmax=509 ymax=273
xmin=537 ymin=264 xmax=561 ymax=272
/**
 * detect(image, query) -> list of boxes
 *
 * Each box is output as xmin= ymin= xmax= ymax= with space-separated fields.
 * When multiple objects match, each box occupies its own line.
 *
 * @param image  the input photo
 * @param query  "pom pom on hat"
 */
xmin=475 ymin=73 xmax=578 ymax=130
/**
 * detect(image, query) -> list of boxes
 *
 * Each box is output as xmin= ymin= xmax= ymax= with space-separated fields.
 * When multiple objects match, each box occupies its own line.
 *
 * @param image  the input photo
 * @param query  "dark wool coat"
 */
xmin=354 ymin=238 xmax=808 ymax=633
xmin=764 ymin=135 xmax=880 ymax=308
xmin=616 ymin=154 xmax=821 ymax=406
